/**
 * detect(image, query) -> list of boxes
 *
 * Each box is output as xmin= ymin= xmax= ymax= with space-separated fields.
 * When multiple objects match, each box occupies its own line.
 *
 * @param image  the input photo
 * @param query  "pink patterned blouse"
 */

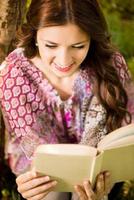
xmin=0 ymin=48 xmax=133 ymax=175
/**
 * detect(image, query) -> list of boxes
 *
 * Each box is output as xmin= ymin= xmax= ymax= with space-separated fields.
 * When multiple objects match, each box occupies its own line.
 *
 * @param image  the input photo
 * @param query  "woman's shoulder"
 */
xmin=112 ymin=52 xmax=130 ymax=85
xmin=112 ymin=52 xmax=128 ymax=70
xmin=0 ymin=48 xmax=26 ymax=79
xmin=6 ymin=47 xmax=25 ymax=62
xmin=0 ymin=48 xmax=25 ymax=71
xmin=0 ymin=48 xmax=26 ymax=98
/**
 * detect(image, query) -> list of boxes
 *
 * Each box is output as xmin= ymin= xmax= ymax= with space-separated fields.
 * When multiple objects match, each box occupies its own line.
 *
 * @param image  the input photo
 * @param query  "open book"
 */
xmin=33 ymin=123 xmax=134 ymax=192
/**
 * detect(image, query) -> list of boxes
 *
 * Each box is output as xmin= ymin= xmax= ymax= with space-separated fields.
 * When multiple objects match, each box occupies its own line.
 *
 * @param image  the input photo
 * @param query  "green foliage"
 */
xmin=115 ymin=0 xmax=134 ymax=19
xmin=101 ymin=0 xmax=134 ymax=20
xmin=26 ymin=0 xmax=32 ymax=9
xmin=0 ymin=161 xmax=22 ymax=200
xmin=109 ymin=181 xmax=134 ymax=200
xmin=104 ymin=11 xmax=134 ymax=59
xmin=128 ymin=57 xmax=134 ymax=78
xmin=101 ymin=0 xmax=134 ymax=73
xmin=23 ymin=0 xmax=32 ymax=23
xmin=122 ymin=180 xmax=134 ymax=199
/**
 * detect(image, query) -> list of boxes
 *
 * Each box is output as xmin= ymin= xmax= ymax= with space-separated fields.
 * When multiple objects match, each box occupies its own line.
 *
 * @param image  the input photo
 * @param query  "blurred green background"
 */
xmin=102 ymin=0 xmax=134 ymax=78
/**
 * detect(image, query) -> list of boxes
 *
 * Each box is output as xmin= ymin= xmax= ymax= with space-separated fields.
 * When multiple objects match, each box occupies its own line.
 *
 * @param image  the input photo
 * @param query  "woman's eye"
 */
xmin=73 ymin=45 xmax=85 ymax=49
xmin=45 ymin=44 xmax=57 ymax=48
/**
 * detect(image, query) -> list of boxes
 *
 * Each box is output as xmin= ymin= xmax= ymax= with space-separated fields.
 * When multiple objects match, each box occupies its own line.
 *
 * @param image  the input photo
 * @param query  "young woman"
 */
xmin=0 ymin=0 xmax=133 ymax=199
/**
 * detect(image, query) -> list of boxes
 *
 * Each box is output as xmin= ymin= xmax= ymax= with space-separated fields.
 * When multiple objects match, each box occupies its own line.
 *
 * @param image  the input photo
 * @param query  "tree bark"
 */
xmin=0 ymin=0 xmax=27 ymax=63
xmin=0 ymin=1 xmax=27 ymax=198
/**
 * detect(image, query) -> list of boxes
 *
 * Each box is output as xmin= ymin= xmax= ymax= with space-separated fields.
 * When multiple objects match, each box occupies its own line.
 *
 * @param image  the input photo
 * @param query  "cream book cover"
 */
xmin=33 ymin=123 xmax=134 ymax=192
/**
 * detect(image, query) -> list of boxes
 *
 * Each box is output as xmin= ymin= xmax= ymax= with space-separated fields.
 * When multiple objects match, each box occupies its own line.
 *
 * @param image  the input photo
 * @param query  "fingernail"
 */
xmin=32 ymin=171 xmax=37 ymax=177
xmin=106 ymin=171 xmax=110 ymax=176
xmin=74 ymin=185 xmax=78 ymax=190
xmin=99 ymin=174 xmax=103 ymax=180
xmin=84 ymin=180 xmax=89 ymax=185
xmin=52 ymin=181 xmax=57 ymax=186
xmin=74 ymin=185 xmax=79 ymax=191
xmin=45 ymin=176 xmax=50 ymax=181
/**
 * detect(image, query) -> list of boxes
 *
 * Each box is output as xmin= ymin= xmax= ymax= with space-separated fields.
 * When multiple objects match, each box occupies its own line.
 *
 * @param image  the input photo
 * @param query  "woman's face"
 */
xmin=36 ymin=23 xmax=90 ymax=78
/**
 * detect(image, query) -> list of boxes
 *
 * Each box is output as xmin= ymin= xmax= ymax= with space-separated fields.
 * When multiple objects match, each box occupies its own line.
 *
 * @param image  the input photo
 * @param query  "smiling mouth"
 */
xmin=54 ymin=63 xmax=74 ymax=72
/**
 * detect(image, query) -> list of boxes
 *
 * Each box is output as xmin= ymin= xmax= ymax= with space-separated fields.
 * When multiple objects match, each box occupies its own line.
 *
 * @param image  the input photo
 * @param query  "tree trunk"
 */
xmin=0 ymin=0 xmax=27 ymax=160
xmin=0 ymin=1 xmax=27 ymax=199
xmin=0 ymin=0 xmax=27 ymax=63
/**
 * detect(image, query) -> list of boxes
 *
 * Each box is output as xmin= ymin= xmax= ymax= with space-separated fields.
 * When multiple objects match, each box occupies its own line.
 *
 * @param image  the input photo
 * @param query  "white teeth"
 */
xmin=54 ymin=63 xmax=73 ymax=68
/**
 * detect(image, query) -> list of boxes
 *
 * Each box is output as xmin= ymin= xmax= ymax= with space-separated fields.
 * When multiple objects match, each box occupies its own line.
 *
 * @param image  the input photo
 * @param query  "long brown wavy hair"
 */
xmin=17 ymin=0 xmax=131 ymax=132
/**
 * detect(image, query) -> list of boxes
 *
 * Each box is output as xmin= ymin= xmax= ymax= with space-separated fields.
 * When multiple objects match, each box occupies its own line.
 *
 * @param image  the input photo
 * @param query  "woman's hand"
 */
xmin=16 ymin=169 xmax=57 ymax=200
xmin=74 ymin=171 xmax=111 ymax=200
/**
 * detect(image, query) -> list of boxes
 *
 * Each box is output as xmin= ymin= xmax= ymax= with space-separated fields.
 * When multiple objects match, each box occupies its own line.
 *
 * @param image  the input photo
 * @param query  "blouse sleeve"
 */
xmin=0 ymin=61 xmax=13 ymax=133
xmin=0 ymin=53 xmax=32 ymax=175
xmin=80 ymin=95 xmax=107 ymax=147
xmin=112 ymin=52 xmax=130 ymax=86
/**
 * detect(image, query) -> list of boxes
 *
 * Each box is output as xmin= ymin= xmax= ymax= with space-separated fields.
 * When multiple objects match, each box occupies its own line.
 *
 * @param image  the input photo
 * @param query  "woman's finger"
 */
xmin=17 ymin=175 xmax=50 ymax=193
xmin=27 ymin=190 xmax=50 ymax=200
xmin=103 ymin=171 xmax=111 ymax=195
xmin=83 ymin=181 xmax=96 ymax=200
xmin=95 ymin=173 xmax=105 ymax=198
xmin=74 ymin=185 xmax=87 ymax=200
xmin=27 ymin=191 xmax=49 ymax=200
xmin=16 ymin=170 xmax=37 ymax=184
xmin=22 ymin=180 xmax=57 ymax=199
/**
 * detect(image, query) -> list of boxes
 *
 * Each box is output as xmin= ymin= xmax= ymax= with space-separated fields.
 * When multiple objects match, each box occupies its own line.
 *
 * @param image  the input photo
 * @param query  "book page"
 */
xmin=101 ymin=144 xmax=134 ymax=185
xmin=100 ymin=135 xmax=134 ymax=150
xmin=98 ymin=123 xmax=134 ymax=150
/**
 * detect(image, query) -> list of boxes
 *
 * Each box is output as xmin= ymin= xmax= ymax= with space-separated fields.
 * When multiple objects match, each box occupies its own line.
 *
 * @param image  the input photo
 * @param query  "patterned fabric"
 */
xmin=0 ymin=48 xmax=133 ymax=175
xmin=112 ymin=52 xmax=134 ymax=122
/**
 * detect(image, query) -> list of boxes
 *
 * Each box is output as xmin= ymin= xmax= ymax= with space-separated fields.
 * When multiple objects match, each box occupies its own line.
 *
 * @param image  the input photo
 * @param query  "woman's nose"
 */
xmin=56 ymin=48 xmax=73 ymax=66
